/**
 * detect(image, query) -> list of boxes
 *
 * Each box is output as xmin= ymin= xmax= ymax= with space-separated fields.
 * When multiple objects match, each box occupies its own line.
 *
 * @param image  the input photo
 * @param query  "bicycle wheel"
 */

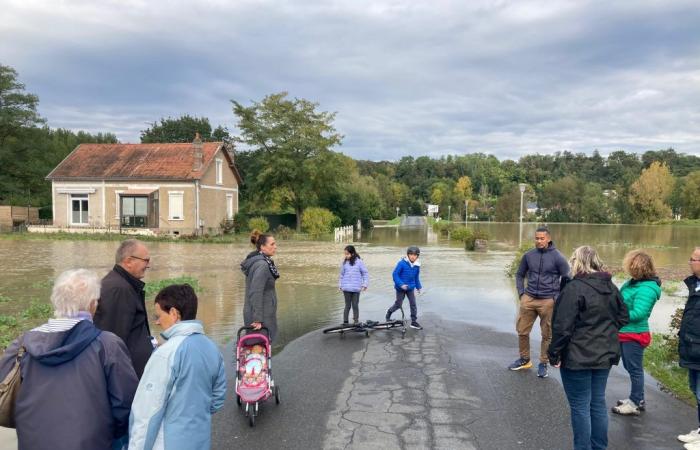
xmin=323 ymin=324 xmax=358 ymax=334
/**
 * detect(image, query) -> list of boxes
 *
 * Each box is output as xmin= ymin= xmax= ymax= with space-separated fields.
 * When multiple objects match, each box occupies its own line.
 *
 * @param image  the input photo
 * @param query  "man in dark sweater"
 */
xmin=509 ymin=227 xmax=570 ymax=378
xmin=94 ymin=239 xmax=153 ymax=378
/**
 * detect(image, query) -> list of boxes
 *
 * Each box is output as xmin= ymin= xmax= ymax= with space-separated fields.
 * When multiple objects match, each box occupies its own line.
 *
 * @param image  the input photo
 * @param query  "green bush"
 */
xmin=505 ymin=245 xmax=534 ymax=277
xmin=450 ymin=227 xmax=473 ymax=242
xmin=248 ymin=216 xmax=270 ymax=233
xmin=233 ymin=212 xmax=249 ymax=232
xmin=432 ymin=221 xmax=455 ymax=235
xmin=275 ymin=224 xmax=293 ymax=240
xmin=301 ymin=207 xmax=341 ymax=236
xmin=464 ymin=230 xmax=490 ymax=251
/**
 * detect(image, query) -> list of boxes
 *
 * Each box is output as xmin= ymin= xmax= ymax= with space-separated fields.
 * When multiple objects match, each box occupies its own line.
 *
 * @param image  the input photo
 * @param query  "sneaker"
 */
xmin=385 ymin=311 xmax=392 ymax=322
xmin=410 ymin=321 xmax=423 ymax=330
xmin=612 ymin=399 xmax=640 ymax=416
xmin=537 ymin=362 xmax=548 ymax=378
xmin=685 ymin=441 xmax=700 ymax=450
xmin=679 ymin=429 xmax=700 ymax=443
xmin=616 ymin=398 xmax=646 ymax=411
xmin=342 ymin=321 xmax=349 ymax=325
xmin=508 ymin=358 xmax=533 ymax=371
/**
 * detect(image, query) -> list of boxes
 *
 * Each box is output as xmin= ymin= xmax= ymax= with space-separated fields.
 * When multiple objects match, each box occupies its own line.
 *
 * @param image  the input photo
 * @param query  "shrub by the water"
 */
xmin=301 ymin=207 xmax=340 ymax=236
xmin=248 ymin=216 xmax=270 ymax=233
xmin=506 ymin=245 xmax=534 ymax=277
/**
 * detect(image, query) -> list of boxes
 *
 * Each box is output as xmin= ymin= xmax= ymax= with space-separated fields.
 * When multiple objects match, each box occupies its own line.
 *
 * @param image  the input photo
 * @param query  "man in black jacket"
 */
xmin=677 ymin=247 xmax=700 ymax=448
xmin=94 ymin=239 xmax=153 ymax=378
xmin=509 ymin=227 xmax=570 ymax=378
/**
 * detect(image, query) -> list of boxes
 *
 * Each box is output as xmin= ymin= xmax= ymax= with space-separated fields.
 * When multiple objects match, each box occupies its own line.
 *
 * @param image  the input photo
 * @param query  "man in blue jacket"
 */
xmin=386 ymin=246 xmax=423 ymax=330
xmin=129 ymin=284 xmax=226 ymax=450
xmin=509 ymin=227 xmax=570 ymax=378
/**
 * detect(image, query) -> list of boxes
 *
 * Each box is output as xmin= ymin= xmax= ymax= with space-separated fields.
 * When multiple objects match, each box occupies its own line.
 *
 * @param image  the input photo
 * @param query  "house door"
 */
xmin=120 ymin=196 xmax=148 ymax=228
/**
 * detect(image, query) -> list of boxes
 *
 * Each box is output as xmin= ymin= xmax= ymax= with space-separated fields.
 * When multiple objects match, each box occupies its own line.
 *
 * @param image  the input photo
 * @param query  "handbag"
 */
xmin=0 ymin=343 xmax=25 ymax=428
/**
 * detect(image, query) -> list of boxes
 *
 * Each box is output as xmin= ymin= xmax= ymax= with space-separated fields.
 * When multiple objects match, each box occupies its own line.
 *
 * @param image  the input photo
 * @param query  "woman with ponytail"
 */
xmin=241 ymin=231 xmax=280 ymax=341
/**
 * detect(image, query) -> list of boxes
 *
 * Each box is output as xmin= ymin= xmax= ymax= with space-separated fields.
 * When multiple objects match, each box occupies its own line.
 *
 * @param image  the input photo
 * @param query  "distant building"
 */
xmin=526 ymin=202 xmax=539 ymax=215
xmin=0 ymin=206 xmax=39 ymax=231
xmin=45 ymin=135 xmax=242 ymax=235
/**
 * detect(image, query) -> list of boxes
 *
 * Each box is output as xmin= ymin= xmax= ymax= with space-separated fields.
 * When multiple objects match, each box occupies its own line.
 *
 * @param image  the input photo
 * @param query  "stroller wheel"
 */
xmin=236 ymin=394 xmax=242 ymax=406
xmin=249 ymin=412 xmax=255 ymax=427
xmin=275 ymin=385 xmax=281 ymax=404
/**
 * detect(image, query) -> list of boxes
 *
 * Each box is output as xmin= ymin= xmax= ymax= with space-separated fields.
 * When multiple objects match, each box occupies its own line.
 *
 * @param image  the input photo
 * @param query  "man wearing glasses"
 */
xmin=677 ymin=247 xmax=700 ymax=448
xmin=94 ymin=239 xmax=154 ymax=378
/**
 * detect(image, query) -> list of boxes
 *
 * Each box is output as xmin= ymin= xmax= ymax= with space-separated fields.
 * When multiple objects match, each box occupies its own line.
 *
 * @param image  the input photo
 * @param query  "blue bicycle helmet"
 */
xmin=406 ymin=246 xmax=420 ymax=255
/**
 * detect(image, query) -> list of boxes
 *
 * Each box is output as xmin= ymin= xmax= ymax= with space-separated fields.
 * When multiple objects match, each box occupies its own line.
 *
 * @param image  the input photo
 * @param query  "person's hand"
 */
xmin=338 ymin=287 xmax=343 ymax=292
xmin=251 ymin=322 xmax=262 ymax=330
xmin=552 ymin=361 xmax=561 ymax=368
xmin=362 ymin=287 xmax=367 ymax=291
xmin=416 ymin=289 xmax=422 ymax=295
xmin=401 ymin=284 xmax=408 ymax=291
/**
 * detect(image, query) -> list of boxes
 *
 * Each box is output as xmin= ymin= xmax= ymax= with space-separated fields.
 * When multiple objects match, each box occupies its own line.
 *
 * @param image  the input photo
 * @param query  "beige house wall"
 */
xmin=198 ymin=148 xmax=240 ymax=233
xmin=52 ymin=182 xmax=107 ymax=228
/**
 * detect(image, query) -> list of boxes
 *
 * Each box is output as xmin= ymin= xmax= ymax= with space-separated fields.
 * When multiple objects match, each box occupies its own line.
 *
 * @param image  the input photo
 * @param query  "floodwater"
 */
xmin=0 ymin=222 xmax=698 ymax=350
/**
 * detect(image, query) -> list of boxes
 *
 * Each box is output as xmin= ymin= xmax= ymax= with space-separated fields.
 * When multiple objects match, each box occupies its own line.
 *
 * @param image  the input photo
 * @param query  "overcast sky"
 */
xmin=2 ymin=0 xmax=699 ymax=160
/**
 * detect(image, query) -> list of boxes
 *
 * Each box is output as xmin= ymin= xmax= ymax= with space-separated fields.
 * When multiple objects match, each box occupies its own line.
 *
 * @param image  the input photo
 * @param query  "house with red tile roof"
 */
xmin=45 ymin=134 xmax=242 ymax=235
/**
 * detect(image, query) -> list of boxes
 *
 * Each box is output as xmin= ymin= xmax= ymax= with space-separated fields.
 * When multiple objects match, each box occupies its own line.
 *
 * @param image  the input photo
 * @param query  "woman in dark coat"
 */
xmin=240 ymin=233 xmax=279 ymax=341
xmin=548 ymin=245 xmax=629 ymax=450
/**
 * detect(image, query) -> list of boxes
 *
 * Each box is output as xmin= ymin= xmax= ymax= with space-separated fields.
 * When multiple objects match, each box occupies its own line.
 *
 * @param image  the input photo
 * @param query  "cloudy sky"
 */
xmin=2 ymin=0 xmax=699 ymax=160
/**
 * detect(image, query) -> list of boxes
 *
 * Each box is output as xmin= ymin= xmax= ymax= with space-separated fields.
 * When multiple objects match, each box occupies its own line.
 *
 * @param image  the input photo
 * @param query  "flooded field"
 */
xmin=0 ymin=222 xmax=697 ymax=349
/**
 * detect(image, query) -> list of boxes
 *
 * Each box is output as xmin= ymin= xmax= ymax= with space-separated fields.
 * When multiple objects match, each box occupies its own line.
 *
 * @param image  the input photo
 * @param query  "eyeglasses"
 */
xmin=130 ymin=255 xmax=151 ymax=263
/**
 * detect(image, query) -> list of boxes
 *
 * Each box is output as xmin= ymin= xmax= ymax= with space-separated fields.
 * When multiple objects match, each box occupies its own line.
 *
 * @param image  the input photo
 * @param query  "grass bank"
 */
xmin=0 ymin=230 xmax=329 ymax=245
xmin=644 ymin=335 xmax=694 ymax=405
xmin=0 ymin=276 xmax=201 ymax=351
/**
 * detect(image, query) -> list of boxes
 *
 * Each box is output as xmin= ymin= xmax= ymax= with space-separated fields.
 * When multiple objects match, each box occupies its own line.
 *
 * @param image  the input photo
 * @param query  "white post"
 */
xmin=519 ymin=183 xmax=527 ymax=248
xmin=465 ymin=199 xmax=468 ymax=225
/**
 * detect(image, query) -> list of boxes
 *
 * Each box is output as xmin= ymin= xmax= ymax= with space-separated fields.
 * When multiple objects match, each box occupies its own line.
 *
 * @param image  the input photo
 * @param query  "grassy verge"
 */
xmin=0 ymin=230 xmax=328 ymax=244
xmin=645 ymin=335 xmax=694 ymax=405
xmin=0 ymin=276 xmax=202 ymax=351
xmin=387 ymin=217 xmax=401 ymax=225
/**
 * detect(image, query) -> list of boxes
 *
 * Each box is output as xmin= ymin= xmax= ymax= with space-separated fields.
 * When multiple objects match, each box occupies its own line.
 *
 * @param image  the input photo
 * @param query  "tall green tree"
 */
xmin=140 ymin=115 xmax=230 ymax=143
xmin=232 ymin=92 xmax=342 ymax=230
xmin=628 ymin=161 xmax=675 ymax=223
xmin=0 ymin=64 xmax=44 ymax=145
xmin=679 ymin=170 xmax=700 ymax=219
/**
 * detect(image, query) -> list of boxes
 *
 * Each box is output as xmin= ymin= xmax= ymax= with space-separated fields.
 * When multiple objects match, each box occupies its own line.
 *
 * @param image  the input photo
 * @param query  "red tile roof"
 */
xmin=46 ymin=142 xmax=241 ymax=183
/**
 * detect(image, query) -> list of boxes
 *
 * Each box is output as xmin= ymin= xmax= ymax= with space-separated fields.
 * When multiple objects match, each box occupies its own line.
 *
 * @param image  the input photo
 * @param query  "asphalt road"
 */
xmin=212 ymin=313 xmax=696 ymax=450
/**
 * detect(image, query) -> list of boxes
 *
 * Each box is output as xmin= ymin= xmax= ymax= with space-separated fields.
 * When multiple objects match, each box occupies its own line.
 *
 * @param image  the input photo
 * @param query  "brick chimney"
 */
xmin=192 ymin=132 xmax=203 ymax=171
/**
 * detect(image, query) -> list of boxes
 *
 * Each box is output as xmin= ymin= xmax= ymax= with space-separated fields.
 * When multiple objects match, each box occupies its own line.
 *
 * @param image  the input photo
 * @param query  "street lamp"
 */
xmin=465 ymin=199 xmax=468 ymax=225
xmin=519 ymin=183 xmax=527 ymax=248
xmin=396 ymin=206 xmax=399 ymax=218
xmin=448 ymin=205 xmax=451 ymax=222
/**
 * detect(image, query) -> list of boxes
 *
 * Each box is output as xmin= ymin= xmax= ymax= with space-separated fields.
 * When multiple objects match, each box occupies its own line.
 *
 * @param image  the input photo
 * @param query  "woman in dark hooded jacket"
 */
xmin=240 ymin=233 xmax=279 ymax=341
xmin=548 ymin=246 xmax=629 ymax=450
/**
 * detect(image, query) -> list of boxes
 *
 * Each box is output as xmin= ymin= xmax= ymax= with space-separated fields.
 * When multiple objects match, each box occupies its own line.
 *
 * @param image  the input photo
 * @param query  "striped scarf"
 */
xmin=262 ymin=254 xmax=280 ymax=279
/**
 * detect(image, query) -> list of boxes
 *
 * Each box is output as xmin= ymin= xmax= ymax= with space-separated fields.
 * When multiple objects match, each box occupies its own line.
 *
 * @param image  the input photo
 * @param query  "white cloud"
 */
xmin=1 ymin=0 xmax=699 ymax=159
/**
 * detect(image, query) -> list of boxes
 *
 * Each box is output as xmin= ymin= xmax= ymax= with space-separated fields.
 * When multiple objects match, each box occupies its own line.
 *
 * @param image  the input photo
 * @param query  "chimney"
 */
xmin=192 ymin=132 xmax=203 ymax=171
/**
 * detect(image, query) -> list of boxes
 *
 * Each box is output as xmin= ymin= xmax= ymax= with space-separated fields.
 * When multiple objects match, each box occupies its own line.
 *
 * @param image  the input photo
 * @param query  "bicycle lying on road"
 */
xmin=322 ymin=307 xmax=407 ymax=338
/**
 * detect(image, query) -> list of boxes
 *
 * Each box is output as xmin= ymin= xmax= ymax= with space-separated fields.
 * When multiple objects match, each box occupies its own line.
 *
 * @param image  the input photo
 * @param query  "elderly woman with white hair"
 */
xmin=548 ymin=246 xmax=629 ymax=450
xmin=0 ymin=269 xmax=138 ymax=450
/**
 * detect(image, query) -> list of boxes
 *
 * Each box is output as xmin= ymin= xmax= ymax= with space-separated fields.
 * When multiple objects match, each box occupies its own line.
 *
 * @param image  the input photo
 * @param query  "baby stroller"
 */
xmin=235 ymin=326 xmax=280 ymax=427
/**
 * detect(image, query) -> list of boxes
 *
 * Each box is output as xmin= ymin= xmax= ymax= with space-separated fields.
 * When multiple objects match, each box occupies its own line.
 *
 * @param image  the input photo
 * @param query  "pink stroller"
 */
xmin=235 ymin=326 xmax=280 ymax=427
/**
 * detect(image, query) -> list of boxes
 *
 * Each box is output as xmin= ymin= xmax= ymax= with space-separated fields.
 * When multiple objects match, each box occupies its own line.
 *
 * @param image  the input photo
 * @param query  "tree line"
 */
xmin=1 ymin=62 xmax=699 ymax=227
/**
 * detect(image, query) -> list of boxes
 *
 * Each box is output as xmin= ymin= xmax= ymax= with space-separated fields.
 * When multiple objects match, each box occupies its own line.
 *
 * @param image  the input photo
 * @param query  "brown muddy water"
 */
xmin=0 ymin=222 xmax=698 ymax=349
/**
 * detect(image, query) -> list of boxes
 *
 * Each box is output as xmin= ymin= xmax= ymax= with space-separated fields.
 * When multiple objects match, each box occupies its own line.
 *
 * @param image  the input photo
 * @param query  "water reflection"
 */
xmin=0 ymin=222 xmax=697 ymax=350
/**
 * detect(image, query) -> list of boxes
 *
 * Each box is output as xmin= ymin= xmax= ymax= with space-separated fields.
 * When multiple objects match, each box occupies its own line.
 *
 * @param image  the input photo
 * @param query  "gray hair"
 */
xmin=51 ymin=269 xmax=101 ymax=318
xmin=115 ymin=239 xmax=144 ymax=264
xmin=569 ymin=245 xmax=606 ymax=276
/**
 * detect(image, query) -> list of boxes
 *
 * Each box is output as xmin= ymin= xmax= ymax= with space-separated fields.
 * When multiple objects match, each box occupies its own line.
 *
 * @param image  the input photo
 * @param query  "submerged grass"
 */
xmin=145 ymin=276 xmax=201 ymax=297
xmin=0 ymin=299 xmax=53 ymax=350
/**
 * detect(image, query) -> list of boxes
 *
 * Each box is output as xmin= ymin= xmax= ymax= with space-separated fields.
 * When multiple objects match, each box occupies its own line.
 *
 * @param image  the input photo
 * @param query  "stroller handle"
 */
xmin=237 ymin=325 xmax=270 ymax=341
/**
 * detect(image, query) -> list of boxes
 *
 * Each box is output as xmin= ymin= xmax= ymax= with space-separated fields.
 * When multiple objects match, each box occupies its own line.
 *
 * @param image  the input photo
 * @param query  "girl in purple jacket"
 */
xmin=338 ymin=245 xmax=369 ymax=324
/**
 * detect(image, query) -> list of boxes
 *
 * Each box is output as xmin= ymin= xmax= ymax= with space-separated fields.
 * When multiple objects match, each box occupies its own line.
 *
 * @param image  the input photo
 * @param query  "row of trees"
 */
xmin=1 ymin=62 xmax=699 ymax=227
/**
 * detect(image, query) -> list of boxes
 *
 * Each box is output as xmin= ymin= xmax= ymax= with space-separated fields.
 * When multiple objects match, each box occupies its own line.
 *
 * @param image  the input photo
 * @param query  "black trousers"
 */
xmin=343 ymin=291 xmax=360 ymax=323
xmin=387 ymin=289 xmax=417 ymax=321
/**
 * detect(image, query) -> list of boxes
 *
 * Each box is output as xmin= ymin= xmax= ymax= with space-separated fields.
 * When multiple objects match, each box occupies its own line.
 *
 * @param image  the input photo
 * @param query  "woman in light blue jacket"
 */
xmin=338 ymin=245 xmax=369 ymax=324
xmin=129 ymin=284 xmax=226 ymax=450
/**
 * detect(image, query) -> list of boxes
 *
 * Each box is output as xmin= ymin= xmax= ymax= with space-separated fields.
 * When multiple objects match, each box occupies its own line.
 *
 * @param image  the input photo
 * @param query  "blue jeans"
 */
xmin=560 ymin=368 xmax=611 ymax=450
xmin=688 ymin=369 xmax=700 ymax=425
xmin=620 ymin=341 xmax=645 ymax=405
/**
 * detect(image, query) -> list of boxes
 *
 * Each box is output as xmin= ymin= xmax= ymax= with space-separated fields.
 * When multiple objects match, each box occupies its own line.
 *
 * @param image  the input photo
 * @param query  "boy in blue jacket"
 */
xmin=386 ymin=246 xmax=423 ymax=330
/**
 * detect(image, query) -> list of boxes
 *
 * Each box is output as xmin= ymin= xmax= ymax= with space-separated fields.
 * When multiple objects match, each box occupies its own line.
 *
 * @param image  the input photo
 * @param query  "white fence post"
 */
xmin=334 ymin=225 xmax=354 ymax=243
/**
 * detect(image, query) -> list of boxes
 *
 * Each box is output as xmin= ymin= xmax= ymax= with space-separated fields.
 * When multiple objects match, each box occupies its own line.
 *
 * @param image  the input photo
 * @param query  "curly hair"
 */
xmin=623 ymin=250 xmax=657 ymax=280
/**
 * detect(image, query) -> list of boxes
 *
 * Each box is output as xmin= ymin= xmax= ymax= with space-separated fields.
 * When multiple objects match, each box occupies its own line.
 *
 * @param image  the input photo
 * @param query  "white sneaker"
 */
xmin=611 ymin=399 xmax=640 ymax=416
xmin=679 ymin=428 xmax=700 ymax=443
xmin=684 ymin=441 xmax=700 ymax=450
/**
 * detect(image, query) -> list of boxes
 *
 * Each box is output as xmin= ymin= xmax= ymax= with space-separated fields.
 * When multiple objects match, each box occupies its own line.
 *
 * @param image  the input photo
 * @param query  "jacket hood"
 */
xmin=24 ymin=320 xmax=101 ymax=366
xmin=161 ymin=320 xmax=204 ymax=340
xmin=241 ymin=253 xmax=265 ymax=276
xmin=575 ymin=272 xmax=613 ymax=294
xmin=401 ymin=256 xmax=421 ymax=267
xmin=630 ymin=276 xmax=662 ymax=290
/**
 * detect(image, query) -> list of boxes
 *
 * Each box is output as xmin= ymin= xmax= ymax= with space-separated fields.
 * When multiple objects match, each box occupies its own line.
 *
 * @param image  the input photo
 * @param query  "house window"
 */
xmin=168 ymin=192 xmax=184 ymax=220
xmin=216 ymin=159 xmax=223 ymax=185
xmin=70 ymin=194 xmax=89 ymax=225
xmin=120 ymin=196 xmax=148 ymax=228
xmin=226 ymin=194 xmax=234 ymax=219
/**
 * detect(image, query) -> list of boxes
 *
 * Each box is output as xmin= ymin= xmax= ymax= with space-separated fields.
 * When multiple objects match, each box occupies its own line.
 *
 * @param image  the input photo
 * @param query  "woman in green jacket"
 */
xmin=612 ymin=250 xmax=661 ymax=416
